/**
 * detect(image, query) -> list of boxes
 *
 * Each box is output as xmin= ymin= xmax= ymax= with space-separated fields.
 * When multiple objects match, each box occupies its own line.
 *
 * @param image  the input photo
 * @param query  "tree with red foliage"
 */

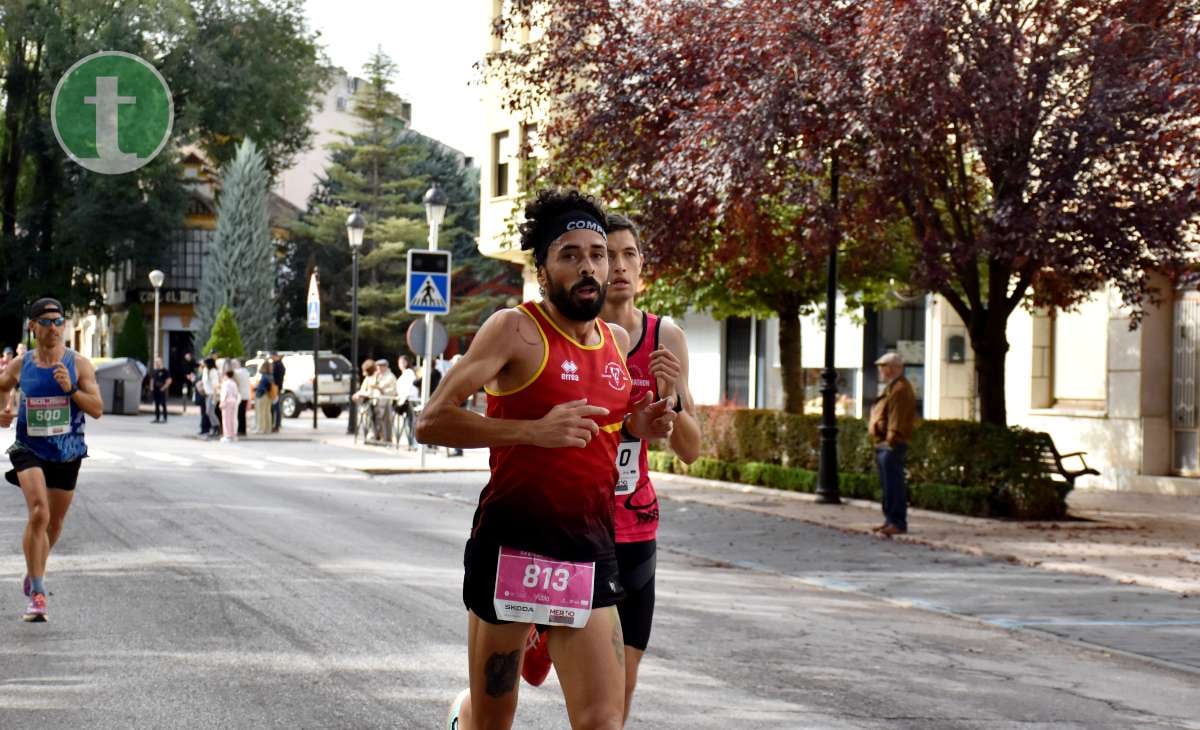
xmin=488 ymin=1 xmax=893 ymax=414
xmin=849 ymin=0 xmax=1200 ymax=425
xmin=490 ymin=0 xmax=1200 ymax=424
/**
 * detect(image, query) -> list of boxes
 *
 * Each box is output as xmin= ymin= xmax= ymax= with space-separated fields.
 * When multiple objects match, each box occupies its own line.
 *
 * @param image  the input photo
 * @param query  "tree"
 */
xmin=847 ymin=0 xmax=1200 ymax=425
xmin=488 ymin=1 xmax=888 ymax=413
xmin=113 ymin=303 xmax=149 ymax=364
xmin=204 ymin=304 xmax=245 ymax=358
xmin=0 ymin=0 xmax=326 ymax=341
xmin=196 ymin=138 xmax=275 ymax=353
xmin=492 ymin=0 xmax=1200 ymax=424
xmin=278 ymin=50 xmax=519 ymax=358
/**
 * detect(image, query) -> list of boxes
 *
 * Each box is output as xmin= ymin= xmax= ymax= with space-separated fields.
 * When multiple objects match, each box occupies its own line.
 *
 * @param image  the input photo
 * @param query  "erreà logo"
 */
xmin=602 ymin=362 xmax=627 ymax=390
xmin=51 ymin=51 xmax=174 ymax=175
xmin=561 ymin=360 xmax=580 ymax=382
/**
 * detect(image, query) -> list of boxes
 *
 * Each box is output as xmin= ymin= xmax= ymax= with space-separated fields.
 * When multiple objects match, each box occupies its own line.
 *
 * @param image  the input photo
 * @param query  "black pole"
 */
xmin=312 ymin=268 xmax=320 ymax=431
xmin=347 ymin=249 xmax=359 ymax=434
xmin=816 ymin=150 xmax=842 ymax=504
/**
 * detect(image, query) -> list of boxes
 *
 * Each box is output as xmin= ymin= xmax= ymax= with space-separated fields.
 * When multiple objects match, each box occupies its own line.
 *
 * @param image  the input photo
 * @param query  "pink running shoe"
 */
xmin=23 ymin=592 xmax=46 ymax=622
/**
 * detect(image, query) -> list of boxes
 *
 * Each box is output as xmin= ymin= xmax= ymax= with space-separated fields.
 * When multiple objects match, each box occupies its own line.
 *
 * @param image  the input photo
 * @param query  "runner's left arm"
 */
xmin=653 ymin=321 xmax=701 ymax=464
xmin=612 ymin=323 xmax=677 ymax=441
xmin=68 ymin=356 xmax=104 ymax=419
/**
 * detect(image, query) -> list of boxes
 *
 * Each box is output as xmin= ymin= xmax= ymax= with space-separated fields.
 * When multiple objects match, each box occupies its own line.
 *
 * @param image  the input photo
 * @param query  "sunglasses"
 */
xmin=35 ymin=316 xmax=66 ymax=327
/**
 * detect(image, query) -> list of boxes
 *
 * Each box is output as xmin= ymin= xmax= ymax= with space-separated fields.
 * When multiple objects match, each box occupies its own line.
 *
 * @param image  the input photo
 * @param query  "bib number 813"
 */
xmin=523 ymin=563 xmax=570 ymax=592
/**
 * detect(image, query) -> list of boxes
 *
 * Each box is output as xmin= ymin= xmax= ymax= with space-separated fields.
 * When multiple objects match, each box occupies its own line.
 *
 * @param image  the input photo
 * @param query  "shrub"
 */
xmin=839 ymin=472 xmax=881 ymax=501
xmin=113 ymin=303 xmax=149 ymax=365
xmin=910 ymin=482 xmax=992 ymax=517
xmin=204 ymin=304 xmax=246 ymax=358
xmin=647 ymin=450 xmax=675 ymax=474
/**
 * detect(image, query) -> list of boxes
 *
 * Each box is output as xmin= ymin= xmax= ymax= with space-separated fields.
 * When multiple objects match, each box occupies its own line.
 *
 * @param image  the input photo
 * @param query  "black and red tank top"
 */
xmin=614 ymin=312 xmax=661 ymax=543
xmin=473 ymin=302 xmax=632 ymax=562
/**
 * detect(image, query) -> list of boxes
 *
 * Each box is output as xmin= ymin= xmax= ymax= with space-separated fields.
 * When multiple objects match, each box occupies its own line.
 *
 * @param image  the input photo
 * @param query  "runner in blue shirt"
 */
xmin=0 ymin=298 xmax=104 ymax=622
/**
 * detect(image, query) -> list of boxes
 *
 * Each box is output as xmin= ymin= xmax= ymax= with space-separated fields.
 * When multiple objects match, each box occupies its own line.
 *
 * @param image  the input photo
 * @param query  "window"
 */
xmin=165 ymin=228 xmax=212 ymax=292
xmin=519 ymin=123 xmax=539 ymax=191
xmin=1052 ymin=292 xmax=1108 ymax=406
xmin=492 ymin=130 xmax=512 ymax=198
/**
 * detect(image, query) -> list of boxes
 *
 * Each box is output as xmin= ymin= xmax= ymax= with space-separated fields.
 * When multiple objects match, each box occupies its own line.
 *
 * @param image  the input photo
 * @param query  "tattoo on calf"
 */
xmin=484 ymin=650 xmax=521 ymax=697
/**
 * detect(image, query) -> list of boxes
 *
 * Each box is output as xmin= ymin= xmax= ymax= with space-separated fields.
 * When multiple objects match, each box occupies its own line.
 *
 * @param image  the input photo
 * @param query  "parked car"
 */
xmin=245 ymin=351 xmax=352 ymax=419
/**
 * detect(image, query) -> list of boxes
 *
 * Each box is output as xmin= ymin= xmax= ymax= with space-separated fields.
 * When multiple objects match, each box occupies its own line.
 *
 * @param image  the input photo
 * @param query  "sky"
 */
xmin=303 ymin=0 xmax=487 ymax=163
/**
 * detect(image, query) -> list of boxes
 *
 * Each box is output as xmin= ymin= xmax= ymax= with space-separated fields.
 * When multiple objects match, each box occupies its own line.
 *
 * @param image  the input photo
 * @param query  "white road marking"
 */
xmin=134 ymin=451 xmax=194 ymax=467
xmin=265 ymin=456 xmax=324 ymax=468
xmin=87 ymin=449 xmax=122 ymax=462
xmin=202 ymin=452 xmax=265 ymax=470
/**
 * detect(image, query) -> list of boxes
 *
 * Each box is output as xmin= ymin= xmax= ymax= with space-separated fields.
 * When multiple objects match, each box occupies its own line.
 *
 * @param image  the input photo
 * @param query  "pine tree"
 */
xmin=204 ymin=304 xmax=246 ymax=358
xmin=113 ymin=303 xmax=150 ymax=365
xmin=276 ymin=49 xmax=519 ymax=356
xmin=196 ymin=138 xmax=276 ymax=354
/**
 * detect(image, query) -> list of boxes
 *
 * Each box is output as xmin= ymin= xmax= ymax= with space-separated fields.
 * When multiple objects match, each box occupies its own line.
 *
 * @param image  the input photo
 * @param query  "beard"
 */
xmin=546 ymin=273 xmax=607 ymax=322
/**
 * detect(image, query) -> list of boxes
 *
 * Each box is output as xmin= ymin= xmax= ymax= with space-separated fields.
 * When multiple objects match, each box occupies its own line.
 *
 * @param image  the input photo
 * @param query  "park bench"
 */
xmin=1033 ymin=432 xmax=1100 ymax=488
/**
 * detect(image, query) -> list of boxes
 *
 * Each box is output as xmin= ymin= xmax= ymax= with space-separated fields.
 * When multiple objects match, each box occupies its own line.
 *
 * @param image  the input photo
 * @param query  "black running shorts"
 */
xmin=462 ymin=538 xmax=624 ymax=625
xmin=6 ymin=448 xmax=83 ymax=492
xmin=616 ymin=539 xmax=657 ymax=651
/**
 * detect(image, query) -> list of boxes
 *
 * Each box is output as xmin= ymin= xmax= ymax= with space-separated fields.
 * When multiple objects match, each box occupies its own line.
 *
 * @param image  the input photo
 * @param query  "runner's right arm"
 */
xmin=416 ymin=308 xmax=610 ymax=449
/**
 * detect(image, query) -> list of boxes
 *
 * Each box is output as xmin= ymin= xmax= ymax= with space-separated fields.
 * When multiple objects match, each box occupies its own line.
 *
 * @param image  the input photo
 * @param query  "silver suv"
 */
xmin=246 ymin=351 xmax=353 ymax=419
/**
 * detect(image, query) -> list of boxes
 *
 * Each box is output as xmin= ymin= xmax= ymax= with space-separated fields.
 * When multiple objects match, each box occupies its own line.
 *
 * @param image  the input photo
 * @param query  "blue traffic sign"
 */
xmin=407 ymin=249 xmax=451 ymax=315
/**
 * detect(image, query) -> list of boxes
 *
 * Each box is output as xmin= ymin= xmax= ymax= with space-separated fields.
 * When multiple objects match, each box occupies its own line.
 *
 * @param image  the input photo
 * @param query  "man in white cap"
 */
xmin=868 ymin=351 xmax=917 ymax=536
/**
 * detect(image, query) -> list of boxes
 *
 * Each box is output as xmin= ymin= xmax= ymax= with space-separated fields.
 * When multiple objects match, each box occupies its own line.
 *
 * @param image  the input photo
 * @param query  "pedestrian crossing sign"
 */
xmin=407 ymin=249 xmax=452 ymax=315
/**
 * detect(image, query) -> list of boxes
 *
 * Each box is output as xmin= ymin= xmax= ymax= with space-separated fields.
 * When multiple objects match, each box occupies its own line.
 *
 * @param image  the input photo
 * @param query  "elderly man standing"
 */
xmin=868 ymin=352 xmax=917 ymax=537
xmin=373 ymin=359 xmax=398 ymax=444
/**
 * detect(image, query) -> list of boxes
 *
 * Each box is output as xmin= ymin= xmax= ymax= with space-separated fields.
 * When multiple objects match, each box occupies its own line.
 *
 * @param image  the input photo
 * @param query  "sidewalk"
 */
xmin=652 ymin=472 xmax=1200 ymax=595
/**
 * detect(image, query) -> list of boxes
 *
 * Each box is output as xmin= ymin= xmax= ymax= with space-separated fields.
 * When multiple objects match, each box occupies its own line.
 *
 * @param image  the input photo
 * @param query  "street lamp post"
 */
xmin=345 ymin=210 xmax=366 ymax=435
xmin=148 ymin=269 xmax=165 ymax=364
xmin=419 ymin=183 xmax=448 ymax=468
xmin=816 ymin=151 xmax=842 ymax=504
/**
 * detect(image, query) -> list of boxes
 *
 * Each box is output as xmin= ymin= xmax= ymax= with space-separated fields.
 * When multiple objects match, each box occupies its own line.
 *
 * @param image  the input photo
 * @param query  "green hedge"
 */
xmin=655 ymin=407 xmax=1073 ymax=520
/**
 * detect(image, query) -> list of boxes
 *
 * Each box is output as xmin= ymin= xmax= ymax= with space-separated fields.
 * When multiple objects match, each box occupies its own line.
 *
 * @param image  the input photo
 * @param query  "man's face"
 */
xmin=377 ymin=362 xmax=390 ymax=374
xmin=541 ymin=229 xmax=610 ymax=322
xmin=154 ymin=357 xmax=163 ymax=369
xmin=606 ymin=230 xmax=642 ymax=305
xmin=30 ymin=309 xmax=66 ymax=346
xmin=399 ymin=357 xmax=409 ymax=370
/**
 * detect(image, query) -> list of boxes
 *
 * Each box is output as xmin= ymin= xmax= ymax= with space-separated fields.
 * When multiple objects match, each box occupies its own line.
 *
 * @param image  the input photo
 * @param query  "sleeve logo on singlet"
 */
xmin=602 ymin=362 xmax=627 ymax=391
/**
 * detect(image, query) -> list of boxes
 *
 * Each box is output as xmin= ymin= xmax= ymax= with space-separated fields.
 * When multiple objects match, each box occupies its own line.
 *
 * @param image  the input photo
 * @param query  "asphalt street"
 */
xmin=0 ymin=414 xmax=1196 ymax=728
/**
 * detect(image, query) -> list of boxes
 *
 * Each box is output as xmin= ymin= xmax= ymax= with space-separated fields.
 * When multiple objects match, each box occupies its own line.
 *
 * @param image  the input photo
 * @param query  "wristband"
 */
xmin=67 ymin=385 xmax=78 ymax=397
xmin=672 ymin=397 xmax=684 ymax=414
xmin=620 ymin=414 xmax=637 ymax=441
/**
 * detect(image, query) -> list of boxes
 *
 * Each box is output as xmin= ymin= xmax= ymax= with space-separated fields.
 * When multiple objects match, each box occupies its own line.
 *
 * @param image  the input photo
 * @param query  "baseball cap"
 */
xmin=875 ymin=352 xmax=904 ymax=366
xmin=29 ymin=298 xmax=64 ymax=319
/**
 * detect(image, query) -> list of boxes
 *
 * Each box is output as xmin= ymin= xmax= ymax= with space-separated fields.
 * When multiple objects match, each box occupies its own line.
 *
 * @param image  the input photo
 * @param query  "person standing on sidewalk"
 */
xmin=521 ymin=213 xmax=703 ymax=720
xmin=151 ymin=357 xmax=172 ymax=423
xmin=179 ymin=351 xmax=197 ymax=415
xmin=233 ymin=359 xmax=251 ymax=437
xmin=218 ymin=367 xmax=239 ymax=443
xmin=254 ymin=360 xmax=274 ymax=434
xmin=869 ymin=352 xmax=917 ymax=537
xmin=372 ymin=359 xmax=398 ymax=445
xmin=0 ymin=297 xmax=104 ymax=622
xmin=271 ymin=353 xmax=286 ymax=432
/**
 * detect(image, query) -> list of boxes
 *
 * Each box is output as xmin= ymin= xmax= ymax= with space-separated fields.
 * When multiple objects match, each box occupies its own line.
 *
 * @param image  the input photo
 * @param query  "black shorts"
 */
xmin=462 ymin=538 xmax=624 ymax=625
xmin=6 ymin=448 xmax=83 ymax=491
xmin=616 ymin=540 xmax=657 ymax=651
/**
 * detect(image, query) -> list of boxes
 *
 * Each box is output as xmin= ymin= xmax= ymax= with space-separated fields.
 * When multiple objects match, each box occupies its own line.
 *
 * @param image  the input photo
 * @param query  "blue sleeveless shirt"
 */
xmin=15 ymin=350 xmax=88 ymax=462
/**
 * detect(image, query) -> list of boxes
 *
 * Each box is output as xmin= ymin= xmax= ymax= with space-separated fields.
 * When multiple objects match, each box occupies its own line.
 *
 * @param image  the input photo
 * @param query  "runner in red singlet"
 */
xmin=522 ymin=214 xmax=702 ymax=717
xmin=418 ymin=190 xmax=676 ymax=730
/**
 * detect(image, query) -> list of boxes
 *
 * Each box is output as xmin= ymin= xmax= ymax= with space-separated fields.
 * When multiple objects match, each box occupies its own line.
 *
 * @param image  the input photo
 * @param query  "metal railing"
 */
xmin=352 ymin=394 xmax=420 ymax=450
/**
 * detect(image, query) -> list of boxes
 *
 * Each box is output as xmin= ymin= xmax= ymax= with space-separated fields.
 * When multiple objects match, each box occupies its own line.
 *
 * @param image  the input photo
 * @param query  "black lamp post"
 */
xmin=345 ymin=208 xmax=366 ymax=434
xmin=816 ymin=151 xmax=842 ymax=504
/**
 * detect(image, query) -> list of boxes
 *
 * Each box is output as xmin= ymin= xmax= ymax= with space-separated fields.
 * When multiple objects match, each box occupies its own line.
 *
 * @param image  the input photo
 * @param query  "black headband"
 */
xmin=525 ymin=210 xmax=608 ymax=262
xmin=29 ymin=297 xmax=64 ymax=319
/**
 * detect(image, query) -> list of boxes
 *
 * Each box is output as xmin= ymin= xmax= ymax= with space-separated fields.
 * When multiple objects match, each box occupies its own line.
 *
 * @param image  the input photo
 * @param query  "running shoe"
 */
xmin=445 ymin=688 xmax=469 ymax=730
xmin=22 ymin=574 xmax=29 ymax=597
xmin=23 ymin=592 xmax=46 ymax=622
xmin=521 ymin=625 xmax=552 ymax=687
